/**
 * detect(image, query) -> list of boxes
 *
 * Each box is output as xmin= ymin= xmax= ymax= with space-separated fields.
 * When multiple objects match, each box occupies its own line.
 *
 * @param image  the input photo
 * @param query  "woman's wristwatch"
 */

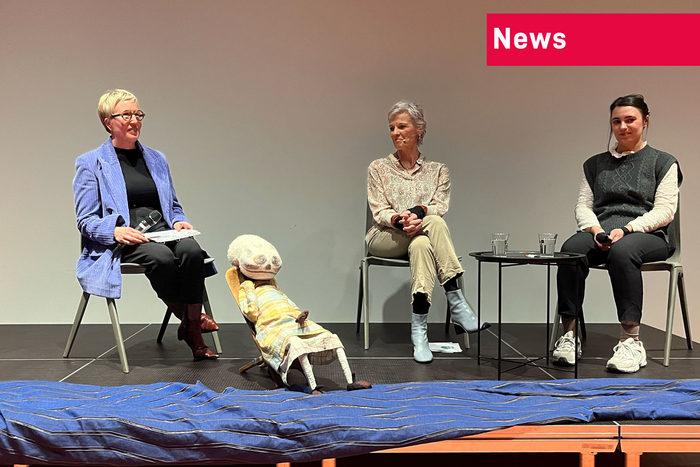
xmin=620 ymin=226 xmax=631 ymax=236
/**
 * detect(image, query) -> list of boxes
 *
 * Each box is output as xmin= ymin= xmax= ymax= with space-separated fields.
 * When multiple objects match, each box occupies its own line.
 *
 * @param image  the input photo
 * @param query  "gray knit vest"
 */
xmin=583 ymin=145 xmax=681 ymax=234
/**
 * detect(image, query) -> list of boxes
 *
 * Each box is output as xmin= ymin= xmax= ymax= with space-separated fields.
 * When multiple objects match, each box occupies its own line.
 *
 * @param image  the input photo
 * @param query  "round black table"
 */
xmin=469 ymin=251 xmax=585 ymax=380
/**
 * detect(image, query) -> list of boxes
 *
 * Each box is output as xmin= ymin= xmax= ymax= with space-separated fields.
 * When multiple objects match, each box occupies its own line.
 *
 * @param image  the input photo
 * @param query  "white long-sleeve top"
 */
xmin=575 ymin=142 xmax=679 ymax=233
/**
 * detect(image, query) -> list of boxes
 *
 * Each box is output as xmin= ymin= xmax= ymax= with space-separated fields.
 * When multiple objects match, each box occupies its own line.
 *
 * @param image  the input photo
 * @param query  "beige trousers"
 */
xmin=367 ymin=215 xmax=463 ymax=303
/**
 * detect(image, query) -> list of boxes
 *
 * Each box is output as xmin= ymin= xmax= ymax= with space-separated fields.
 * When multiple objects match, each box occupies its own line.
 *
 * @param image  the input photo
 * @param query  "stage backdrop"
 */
xmin=1 ymin=1 xmax=698 ymax=340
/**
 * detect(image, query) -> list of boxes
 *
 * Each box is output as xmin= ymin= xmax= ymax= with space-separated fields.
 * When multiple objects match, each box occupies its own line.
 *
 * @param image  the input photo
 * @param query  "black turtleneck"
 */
xmin=115 ymin=146 xmax=167 ymax=231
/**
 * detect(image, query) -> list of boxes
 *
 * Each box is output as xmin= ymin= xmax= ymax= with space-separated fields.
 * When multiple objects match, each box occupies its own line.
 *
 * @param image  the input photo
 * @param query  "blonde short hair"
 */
xmin=97 ymin=89 xmax=138 ymax=134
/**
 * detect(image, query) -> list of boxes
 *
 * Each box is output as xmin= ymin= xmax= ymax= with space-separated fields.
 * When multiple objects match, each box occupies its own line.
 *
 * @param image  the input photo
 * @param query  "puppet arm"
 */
xmin=238 ymin=280 xmax=261 ymax=322
xmin=279 ymin=291 xmax=309 ymax=324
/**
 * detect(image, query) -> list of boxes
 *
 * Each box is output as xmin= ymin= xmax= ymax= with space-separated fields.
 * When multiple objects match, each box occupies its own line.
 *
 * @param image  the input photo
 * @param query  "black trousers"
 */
xmin=121 ymin=238 xmax=205 ymax=304
xmin=556 ymin=231 xmax=672 ymax=323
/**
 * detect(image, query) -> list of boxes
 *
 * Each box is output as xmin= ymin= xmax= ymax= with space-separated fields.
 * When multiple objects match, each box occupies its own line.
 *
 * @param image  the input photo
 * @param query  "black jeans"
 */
xmin=121 ymin=238 xmax=205 ymax=303
xmin=556 ymin=231 xmax=672 ymax=323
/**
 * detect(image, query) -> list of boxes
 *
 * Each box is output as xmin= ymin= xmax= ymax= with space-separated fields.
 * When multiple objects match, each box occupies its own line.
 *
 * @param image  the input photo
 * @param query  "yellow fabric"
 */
xmin=225 ymin=267 xmax=342 ymax=381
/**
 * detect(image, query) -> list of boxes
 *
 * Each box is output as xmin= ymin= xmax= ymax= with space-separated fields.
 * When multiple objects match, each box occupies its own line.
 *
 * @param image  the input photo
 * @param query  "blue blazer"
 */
xmin=73 ymin=138 xmax=216 ymax=298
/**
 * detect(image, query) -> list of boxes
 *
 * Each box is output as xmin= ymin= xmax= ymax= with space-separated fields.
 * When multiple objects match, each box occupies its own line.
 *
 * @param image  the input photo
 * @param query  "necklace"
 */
xmin=400 ymin=160 xmax=416 ymax=171
xmin=397 ymin=152 xmax=419 ymax=171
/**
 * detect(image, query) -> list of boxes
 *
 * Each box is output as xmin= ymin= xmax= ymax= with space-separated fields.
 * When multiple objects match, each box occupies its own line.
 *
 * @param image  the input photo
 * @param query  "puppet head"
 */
xmin=227 ymin=234 xmax=282 ymax=280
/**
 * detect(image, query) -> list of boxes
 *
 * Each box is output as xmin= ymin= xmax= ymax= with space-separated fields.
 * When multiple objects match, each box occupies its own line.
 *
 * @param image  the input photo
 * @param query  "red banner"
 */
xmin=487 ymin=14 xmax=700 ymax=66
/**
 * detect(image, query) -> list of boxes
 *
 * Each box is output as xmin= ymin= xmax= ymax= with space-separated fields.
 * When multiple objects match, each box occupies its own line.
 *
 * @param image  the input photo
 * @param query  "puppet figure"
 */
xmin=227 ymin=234 xmax=371 ymax=393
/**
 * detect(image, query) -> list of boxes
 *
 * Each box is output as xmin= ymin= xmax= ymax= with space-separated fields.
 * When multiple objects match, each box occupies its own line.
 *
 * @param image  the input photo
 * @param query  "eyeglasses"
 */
xmin=110 ymin=111 xmax=146 ymax=122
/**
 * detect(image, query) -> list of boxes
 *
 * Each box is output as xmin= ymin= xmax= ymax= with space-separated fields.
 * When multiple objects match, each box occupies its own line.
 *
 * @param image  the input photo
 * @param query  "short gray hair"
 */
xmin=388 ymin=100 xmax=427 ymax=146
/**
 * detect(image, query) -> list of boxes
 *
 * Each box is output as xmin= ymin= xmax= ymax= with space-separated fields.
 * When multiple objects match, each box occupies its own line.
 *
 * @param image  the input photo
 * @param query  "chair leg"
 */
xmin=240 ymin=356 xmax=264 ymax=373
xmin=362 ymin=259 xmax=370 ymax=350
xmin=356 ymin=265 xmax=364 ymax=333
xmin=454 ymin=275 xmax=470 ymax=349
xmin=156 ymin=308 xmax=172 ymax=344
xmin=549 ymin=312 xmax=560 ymax=352
xmin=445 ymin=272 xmax=455 ymax=334
xmin=579 ymin=309 xmax=587 ymax=339
xmin=677 ymin=268 xmax=693 ymax=350
xmin=663 ymin=267 xmax=681 ymax=367
xmin=444 ymin=306 xmax=451 ymax=334
xmin=202 ymin=286 xmax=223 ymax=354
xmin=63 ymin=291 xmax=90 ymax=358
xmin=106 ymin=298 xmax=130 ymax=374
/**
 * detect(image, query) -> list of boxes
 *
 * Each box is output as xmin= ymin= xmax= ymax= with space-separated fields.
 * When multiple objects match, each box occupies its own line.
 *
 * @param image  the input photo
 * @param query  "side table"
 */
xmin=469 ymin=251 xmax=585 ymax=380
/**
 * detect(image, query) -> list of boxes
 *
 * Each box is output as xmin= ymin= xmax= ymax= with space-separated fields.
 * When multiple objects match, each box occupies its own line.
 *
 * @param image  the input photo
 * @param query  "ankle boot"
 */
xmin=411 ymin=313 xmax=433 ymax=363
xmin=181 ymin=304 xmax=218 ymax=360
xmin=446 ymin=290 xmax=490 ymax=334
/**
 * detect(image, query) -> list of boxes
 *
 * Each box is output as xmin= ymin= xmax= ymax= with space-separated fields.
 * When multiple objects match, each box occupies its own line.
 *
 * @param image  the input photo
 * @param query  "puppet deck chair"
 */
xmin=226 ymin=266 xmax=302 ymax=389
xmin=225 ymin=235 xmax=370 ymax=393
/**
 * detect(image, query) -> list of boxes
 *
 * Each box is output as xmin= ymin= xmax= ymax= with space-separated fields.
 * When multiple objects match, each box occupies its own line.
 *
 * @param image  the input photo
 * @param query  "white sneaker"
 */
xmin=606 ymin=338 xmax=647 ymax=373
xmin=553 ymin=331 xmax=582 ymax=366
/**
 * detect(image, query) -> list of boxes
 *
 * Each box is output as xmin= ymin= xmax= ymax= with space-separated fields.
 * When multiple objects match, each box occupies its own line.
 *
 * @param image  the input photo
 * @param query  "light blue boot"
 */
xmin=411 ymin=313 xmax=433 ymax=363
xmin=446 ymin=290 xmax=491 ymax=334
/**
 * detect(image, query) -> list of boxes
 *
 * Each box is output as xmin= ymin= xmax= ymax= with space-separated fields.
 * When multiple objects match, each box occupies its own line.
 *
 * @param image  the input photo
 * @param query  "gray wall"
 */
xmin=1 ymin=1 xmax=698 ymax=340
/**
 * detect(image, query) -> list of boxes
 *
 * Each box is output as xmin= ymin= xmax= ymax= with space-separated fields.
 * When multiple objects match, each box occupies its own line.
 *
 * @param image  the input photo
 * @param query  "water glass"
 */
xmin=538 ymin=232 xmax=557 ymax=257
xmin=491 ymin=232 xmax=509 ymax=257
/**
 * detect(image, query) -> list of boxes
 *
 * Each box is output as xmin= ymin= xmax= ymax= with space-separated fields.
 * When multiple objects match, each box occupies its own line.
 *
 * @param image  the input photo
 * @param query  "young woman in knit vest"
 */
xmin=552 ymin=94 xmax=681 ymax=373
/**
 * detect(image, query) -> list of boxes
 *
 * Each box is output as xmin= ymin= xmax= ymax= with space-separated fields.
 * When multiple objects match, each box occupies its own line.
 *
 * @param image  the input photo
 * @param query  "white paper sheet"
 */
xmin=144 ymin=229 xmax=201 ymax=243
xmin=428 ymin=342 xmax=463 ymax=353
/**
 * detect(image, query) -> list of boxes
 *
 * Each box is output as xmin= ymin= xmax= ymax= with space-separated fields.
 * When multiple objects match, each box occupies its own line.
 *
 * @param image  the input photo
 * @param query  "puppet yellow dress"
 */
xmin=239 ymin=279 xmax=345 ymax=385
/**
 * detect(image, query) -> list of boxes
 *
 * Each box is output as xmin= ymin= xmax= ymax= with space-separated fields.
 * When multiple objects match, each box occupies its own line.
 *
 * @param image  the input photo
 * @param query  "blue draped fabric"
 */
xmin=1 ymin=379 xmax=699 ymax=465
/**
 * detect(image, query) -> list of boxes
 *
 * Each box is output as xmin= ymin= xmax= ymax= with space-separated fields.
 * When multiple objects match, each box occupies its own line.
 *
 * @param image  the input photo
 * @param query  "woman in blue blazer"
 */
xmin=73 ymin=89 xmax=218 ymax=360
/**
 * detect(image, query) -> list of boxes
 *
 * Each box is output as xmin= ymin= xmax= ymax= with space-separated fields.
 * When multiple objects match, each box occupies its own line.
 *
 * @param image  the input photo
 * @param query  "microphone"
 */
xmin=115 ymin=210 xmax=162 ymax=251
xmin=596 ymin=232 xmax=612 ymax=244
xmin=136 ymin=210 xmax=162 ymax=234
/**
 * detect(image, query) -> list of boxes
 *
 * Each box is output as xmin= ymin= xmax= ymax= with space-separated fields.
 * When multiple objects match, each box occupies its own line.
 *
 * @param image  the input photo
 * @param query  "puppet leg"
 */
xmin=336 ymin=348 xmax=354 ymax=384
xmin=337 ymin=348 xmax=372 ymax=391
xmin=298 ymin=354 xmax=320 ymax=393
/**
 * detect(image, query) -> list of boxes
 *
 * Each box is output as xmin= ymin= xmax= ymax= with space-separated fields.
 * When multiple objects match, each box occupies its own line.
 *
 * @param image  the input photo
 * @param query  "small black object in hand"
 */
xmin=596 ymin=232 xmax=612 ymax=244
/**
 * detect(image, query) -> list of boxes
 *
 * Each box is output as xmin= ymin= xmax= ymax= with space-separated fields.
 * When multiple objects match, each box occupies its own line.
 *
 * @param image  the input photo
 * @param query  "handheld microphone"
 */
xmin=115 ymin=210 xmax=162 ymax=251
xmin=596 ymin=232 xmax=612 ymax=244
xmin=136 ymin=210 xmax=162 ymax=234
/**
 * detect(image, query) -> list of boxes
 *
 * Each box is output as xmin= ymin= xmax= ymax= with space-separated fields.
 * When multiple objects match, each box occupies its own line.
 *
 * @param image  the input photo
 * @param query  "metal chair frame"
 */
xmin=64 ymin=258 xmax=221 ymax=374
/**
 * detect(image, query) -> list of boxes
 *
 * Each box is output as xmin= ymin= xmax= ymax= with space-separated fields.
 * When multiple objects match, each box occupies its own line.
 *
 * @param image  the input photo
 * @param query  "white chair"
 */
xmin=63 ymin=258 xmax=220 ymax=373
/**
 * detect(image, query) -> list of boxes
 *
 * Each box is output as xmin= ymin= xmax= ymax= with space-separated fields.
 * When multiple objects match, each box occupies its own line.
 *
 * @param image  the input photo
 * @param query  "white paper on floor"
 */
xmin=428 ymin=342 xmax=463 ymax=353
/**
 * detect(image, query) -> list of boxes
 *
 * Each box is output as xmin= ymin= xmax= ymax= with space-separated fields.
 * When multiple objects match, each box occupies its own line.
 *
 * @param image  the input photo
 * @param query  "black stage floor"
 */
xmin=1 ymin=322 xmax=698 ymax=466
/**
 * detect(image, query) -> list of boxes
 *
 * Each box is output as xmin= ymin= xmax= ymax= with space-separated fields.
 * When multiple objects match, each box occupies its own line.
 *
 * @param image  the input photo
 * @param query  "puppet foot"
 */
xmin=411 ymin=313 xmax=433 ymax=363
xmin=446 ymin=290 xmax=490 ymax=334
xmin=347 ymin=381 xmax=372 ymax=391
xmin=200 ymin=314 xmax=219 ymax=333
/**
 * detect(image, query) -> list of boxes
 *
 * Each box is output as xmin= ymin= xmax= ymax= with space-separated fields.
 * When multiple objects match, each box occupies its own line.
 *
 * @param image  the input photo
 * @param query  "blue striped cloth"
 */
xmin=1 ymin=379 xmax=699 ymax=465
